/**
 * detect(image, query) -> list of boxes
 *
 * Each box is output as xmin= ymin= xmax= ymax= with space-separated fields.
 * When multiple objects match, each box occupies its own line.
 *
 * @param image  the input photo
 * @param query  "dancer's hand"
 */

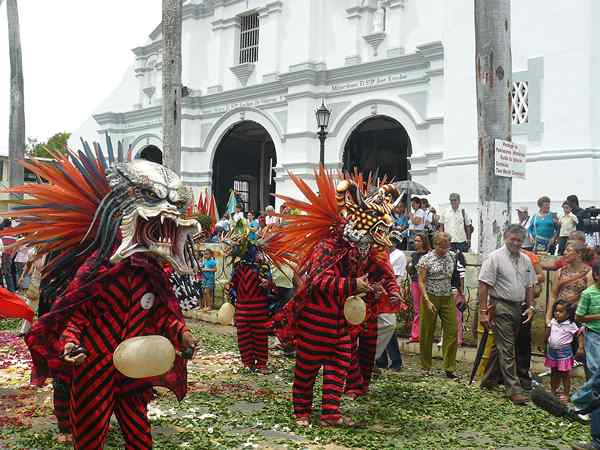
xmin=181 ymin=330 xmax=194 ymax=349
xmin=63 ymin=343 xmax=86 ymax=365
xmin=355 ymin=275 xmax=370 ymax=294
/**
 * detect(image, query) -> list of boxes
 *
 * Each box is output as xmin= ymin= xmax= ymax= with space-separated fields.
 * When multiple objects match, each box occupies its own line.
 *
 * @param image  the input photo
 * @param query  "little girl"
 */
xmin=544 ymin=300 xmax=581 ymax=401
xmin=201 ymin=249 xmax=217 ymax=310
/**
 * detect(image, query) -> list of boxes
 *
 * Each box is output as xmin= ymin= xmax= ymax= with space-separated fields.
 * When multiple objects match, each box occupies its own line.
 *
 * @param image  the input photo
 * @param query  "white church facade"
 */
xmin=72 ymin=0 xmax=600 ymax=230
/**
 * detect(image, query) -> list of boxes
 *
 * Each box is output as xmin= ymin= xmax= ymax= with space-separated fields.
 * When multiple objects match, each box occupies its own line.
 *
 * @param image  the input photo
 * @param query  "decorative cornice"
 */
xmin=132 ymin=40 xmax=162 ymax=58
xmin=388 ymin=0 xmax=406 ymax=9
xmin=257 ymin=1 xmax=283 ymax=18
xmin=345 ymin=55 xmax=362 ymax=66
xmin=363 ymin=32 xmax=387 ymax=57
xmin=230 ymin=62 xmax=255 ymax=87
xmin=212 ymin=16 xmax=240 ymax=32
xmin=207 ymin=85 xmax=223 ymax=95
xmin=416 ymin=41 xmax=444 ymax=61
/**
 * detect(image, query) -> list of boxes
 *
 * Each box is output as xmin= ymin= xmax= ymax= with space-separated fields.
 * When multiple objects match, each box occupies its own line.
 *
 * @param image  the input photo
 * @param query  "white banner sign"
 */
xmin=495 ymin=139 xmax=526 ymax=179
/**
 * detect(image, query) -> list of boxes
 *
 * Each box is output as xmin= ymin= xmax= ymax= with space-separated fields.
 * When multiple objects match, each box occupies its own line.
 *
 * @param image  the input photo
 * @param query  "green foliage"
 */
xmin=26 ymin=132 xmax=71 ymax=159
xmin=194 ymin=214 xmax=213 ymax=232
xmin=1 ymin=324 xmax=590 ymax=450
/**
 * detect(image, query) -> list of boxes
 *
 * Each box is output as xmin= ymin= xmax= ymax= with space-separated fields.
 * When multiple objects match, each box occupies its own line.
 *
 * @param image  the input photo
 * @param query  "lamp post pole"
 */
xmin=318 ymin=127 xmax=327 ymax=166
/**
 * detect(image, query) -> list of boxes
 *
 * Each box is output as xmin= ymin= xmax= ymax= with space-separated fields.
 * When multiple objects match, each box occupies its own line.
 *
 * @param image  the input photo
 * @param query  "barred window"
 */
xmin=234 ymin=179 xmax=250 ymax=212
xmin=512 ymin=81 xmax=529 ymax=124
xmin=239 ymin=13 xmax=259 ymax=64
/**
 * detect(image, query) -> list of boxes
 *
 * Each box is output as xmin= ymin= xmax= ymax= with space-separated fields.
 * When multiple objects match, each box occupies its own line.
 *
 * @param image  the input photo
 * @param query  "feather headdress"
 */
xmin=0 ymin=137 xmax=133 ymax=298
xmin=264 ymin=165 xmax=343 ymax=270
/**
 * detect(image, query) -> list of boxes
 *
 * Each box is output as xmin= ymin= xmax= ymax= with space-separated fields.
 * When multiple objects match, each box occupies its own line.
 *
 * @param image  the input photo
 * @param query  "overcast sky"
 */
xmin=0 ymin=0 xmax=162 ymax=154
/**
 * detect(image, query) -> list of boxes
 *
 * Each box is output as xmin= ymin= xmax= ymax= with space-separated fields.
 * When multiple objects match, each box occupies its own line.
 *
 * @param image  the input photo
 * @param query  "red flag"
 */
xmin=0 ymin=287 xmax=34 ymax=322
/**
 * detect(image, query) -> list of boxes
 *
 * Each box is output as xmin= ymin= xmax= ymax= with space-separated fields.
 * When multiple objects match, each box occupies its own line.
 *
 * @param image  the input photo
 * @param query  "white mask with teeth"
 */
xmin=107 ymin=160 xmax=201 ymax=274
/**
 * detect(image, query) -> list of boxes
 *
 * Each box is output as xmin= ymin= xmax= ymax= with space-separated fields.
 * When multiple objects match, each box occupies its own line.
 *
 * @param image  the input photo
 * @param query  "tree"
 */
xmin=475 ymin=0 xmax=512 ymax=258
xmin=26 ymin=132 xmax=71 ymax=159
xmin=5 ymin=0 xmax=25 ymax=199
xmin=162 ymin=0 xmax=182 ymax=174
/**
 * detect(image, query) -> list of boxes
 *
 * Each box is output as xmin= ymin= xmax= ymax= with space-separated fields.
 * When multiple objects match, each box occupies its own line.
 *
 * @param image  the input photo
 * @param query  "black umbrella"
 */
xmin=393 ymin=180 xmax=431 ymax=196
xmin=469 ymin=327 xmax=489 ymax=385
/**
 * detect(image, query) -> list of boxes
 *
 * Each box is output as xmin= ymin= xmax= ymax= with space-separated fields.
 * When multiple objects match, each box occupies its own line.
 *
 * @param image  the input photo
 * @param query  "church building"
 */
xmin=72 ymin=0 xmax=600 ymax=243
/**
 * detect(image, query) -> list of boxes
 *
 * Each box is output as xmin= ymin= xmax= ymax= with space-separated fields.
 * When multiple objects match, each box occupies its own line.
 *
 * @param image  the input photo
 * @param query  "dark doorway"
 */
xmin=138 ymin=145 xmax=163 ymax=165
xmin=342 ymin=116 xmax=411 ymax=182
xmin=212 ymin=121 xmax=276 ymax=214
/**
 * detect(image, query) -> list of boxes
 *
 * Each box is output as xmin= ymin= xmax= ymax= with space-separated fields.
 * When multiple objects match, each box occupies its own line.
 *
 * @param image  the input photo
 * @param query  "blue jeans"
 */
xmin=376 ymin=332 xmax=403 ymax=369
xmin=572 ymin=330 xmax=600 ymax=448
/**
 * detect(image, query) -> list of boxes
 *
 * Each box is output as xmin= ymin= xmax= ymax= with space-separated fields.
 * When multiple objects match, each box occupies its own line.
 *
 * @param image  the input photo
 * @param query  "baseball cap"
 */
xmin=516 ymin=206 xmax=528 ymax=213
xmin=449 ymin=193 xmax=460 ymax=201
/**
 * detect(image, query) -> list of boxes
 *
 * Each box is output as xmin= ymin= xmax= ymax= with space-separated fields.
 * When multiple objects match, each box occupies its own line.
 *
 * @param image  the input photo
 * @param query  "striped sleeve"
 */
xmin=311 ymin=268 xmax=357 ymax=304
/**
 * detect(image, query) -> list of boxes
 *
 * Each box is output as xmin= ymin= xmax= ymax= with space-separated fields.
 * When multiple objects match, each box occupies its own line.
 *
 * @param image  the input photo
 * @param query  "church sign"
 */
xmin=494 ymin=139 xmax=526 ymax=179
xmin=329 ymin=73 xmax=407 ymax=93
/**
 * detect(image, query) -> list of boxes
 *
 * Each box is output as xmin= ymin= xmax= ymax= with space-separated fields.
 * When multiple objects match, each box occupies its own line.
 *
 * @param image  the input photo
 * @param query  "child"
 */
xmin=545 ymin=300 xmax=581 ymax=401
xmin=558 ymin=202 xmax=579 ymax=255
xmin=201 ymin=249 xmax=217 ymax=310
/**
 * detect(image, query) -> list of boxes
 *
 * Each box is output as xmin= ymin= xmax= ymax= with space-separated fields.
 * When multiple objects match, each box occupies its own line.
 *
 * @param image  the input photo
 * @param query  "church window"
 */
xmin=239 ymin=13 xmax=259 ymax=64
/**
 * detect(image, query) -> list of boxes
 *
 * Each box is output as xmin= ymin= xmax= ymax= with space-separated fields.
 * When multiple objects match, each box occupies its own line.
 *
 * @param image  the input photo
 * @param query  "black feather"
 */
xmin=93 ymin=142 xmax=108 ymax=171
xmin=106 ymin=134 xmax=115 ymax=166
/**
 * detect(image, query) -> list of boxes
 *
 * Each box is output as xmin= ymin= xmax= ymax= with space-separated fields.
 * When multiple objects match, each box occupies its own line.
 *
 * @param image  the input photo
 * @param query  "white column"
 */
xmin=259 ymin=141 xmax=265 ymax=212
xmin=345 ymin=6 xmax=364 ymax=65
xmin=386 ymin=0 xmax=406 ymax=56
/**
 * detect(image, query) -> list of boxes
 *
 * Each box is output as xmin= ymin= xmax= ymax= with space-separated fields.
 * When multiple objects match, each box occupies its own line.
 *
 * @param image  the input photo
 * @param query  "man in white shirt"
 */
xmin=264 ymin=205 xmax=279 ymax=228
xmin=439 ymin=193 xmax=472 ymax=252
xmin=375 ymin=239 xmax=406 ymax=371
xmin=232 ymin=204 xmax=245 ymax=223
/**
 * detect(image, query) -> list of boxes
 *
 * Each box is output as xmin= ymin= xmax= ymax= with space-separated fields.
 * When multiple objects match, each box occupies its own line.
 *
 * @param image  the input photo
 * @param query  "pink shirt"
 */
xmin=548 ymin=318 xmax=579 ymax=348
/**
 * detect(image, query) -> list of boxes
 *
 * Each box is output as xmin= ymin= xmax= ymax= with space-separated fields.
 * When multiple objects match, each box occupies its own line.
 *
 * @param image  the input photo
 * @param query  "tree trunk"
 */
xmin=162 ymin=0 xmax=182 ymax=174
xmin=475 ymin=0 xmax=512 ymax=258
xmin=6 ymin=0 xmax=24 ymax=198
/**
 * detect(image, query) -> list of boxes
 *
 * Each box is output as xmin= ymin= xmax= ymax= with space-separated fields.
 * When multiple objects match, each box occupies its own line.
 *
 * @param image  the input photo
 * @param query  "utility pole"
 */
xmin=475 ymin=0 xmax=512 ymax=258
xmin=6 ymin=0 xmax=25 ymax=199
xmin=162 ymin=0 xmax=182 ymax=174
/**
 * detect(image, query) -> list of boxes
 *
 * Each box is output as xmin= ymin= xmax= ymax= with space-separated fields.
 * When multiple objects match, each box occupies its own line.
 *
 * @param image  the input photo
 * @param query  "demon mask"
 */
xmin=100 ymin=160 xmax=200 ymax=273
xmin=336 ymin=180 xmax=398 ymax=253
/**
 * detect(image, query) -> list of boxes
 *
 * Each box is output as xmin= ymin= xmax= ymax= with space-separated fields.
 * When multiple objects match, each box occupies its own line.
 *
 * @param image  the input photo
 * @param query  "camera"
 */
xmin=581 ymin=207 xmax=600 ymax=233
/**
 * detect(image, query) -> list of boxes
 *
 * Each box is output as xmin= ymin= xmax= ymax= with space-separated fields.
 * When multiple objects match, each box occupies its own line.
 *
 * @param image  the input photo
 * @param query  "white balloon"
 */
xmin=218 ymin=302 xmax=235 ymax=325
xmin=113 ymin=335 xmax=176 ymax=379
xmin=344 ymin=295 xmax=366 ymax=325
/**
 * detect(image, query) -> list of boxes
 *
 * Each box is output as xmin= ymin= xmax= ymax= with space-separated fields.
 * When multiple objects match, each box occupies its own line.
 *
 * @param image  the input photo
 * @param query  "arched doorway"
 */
xmin=212 ymin=121 xmax=276 ymax=214
xmin=342 ymin=116 xmax=411 ymax=181
xmin=138 ymin=145 xmax=163 ymax=165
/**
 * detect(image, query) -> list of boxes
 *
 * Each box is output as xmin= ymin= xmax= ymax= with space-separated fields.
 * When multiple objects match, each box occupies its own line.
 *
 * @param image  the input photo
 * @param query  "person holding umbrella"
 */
xmin=478 ymin=224 xmax=537 ymax=405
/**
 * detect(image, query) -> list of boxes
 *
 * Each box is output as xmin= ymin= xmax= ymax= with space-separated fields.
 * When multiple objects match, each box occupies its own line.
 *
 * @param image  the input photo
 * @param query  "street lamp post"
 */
xmin=315 ymin=100 xmax=331 ymax=166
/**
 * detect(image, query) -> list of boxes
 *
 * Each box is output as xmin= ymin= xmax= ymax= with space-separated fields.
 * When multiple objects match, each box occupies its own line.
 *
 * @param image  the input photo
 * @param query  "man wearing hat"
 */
xmin=517 ymin=207 xmax=533 ymax=250
xmin=439 ymin=193 xmax=473 ymax=252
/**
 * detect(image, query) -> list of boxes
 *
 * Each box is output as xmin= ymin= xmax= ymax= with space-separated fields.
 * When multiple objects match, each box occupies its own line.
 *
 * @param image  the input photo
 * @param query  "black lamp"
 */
xmin=315 ymin=100 xmax=331 ymax=166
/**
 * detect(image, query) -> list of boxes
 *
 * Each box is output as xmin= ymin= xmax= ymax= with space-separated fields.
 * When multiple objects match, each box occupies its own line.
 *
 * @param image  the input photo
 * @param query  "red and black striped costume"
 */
xmin=26 ymin=255 xmax=188 ymax=450
xmin=345 ymin=251 xmax=400 ymax=397
xmin=290 ymin=238 xmax=368 ymax=422
xmin=231 ymin=262 xmax=270 ymax=370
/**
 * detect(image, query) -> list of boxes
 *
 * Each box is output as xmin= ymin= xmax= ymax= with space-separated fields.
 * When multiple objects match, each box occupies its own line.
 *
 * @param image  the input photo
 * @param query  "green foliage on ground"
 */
xmin=0 ymin=323 xmax=590 ymax=449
